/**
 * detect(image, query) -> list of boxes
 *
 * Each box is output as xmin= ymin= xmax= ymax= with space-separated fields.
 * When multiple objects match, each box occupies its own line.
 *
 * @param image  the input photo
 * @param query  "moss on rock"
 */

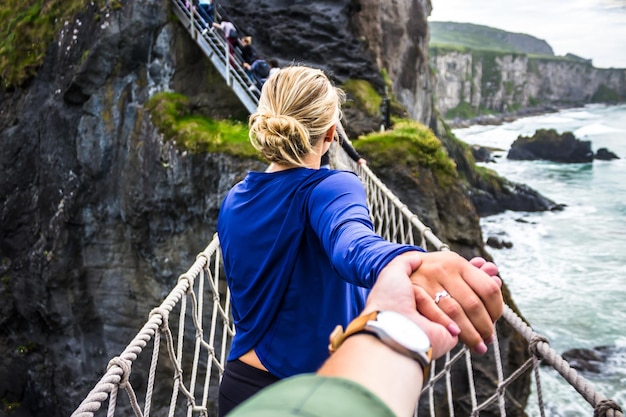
xmin=353 ymin=119 xmax=457 ymax=188
xmin=591 ymin=84 xmax=622 ymax=104
xmin=445 ymin=101 xmax=479 ymax=119
xmin=145 ymin=92 xmax=260 ymax=159
xmin=341 ymin=79 xmax=382 ymax=117
xmin=0 ymin=0 xmax=107 ymax=89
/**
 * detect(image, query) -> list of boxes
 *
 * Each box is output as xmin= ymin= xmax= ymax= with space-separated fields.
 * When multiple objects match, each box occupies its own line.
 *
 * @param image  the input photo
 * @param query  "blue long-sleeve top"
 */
xmin=217 ymin=168 xmax=423 ymax=378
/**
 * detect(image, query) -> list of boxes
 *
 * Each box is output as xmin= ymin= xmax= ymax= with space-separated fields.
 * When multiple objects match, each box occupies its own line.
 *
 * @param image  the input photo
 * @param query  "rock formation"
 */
xmin=595 ymin=147 xmax=620 ymax=160
xmin=508 ymin=129 xmax=594 ymax=163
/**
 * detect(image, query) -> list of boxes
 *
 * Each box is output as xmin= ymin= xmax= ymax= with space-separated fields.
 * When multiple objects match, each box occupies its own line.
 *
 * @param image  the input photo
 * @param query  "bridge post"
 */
xmin=225 ymin=36 xmax=231 ymax=86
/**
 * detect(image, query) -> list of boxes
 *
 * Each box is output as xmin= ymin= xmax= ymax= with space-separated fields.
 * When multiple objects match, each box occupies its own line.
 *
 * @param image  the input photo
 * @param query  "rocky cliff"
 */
xmin=0 ymin=1 xmax=533 ymax=416
xmin=431 ymin=49 xmax=626 ymax=118
xmin=219 ymin=0 xmax=435 ymax=124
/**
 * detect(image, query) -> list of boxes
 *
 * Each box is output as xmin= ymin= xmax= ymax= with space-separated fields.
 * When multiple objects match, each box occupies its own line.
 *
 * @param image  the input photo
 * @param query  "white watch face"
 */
xmin=373 ymin=311 xmax=431 ymax=353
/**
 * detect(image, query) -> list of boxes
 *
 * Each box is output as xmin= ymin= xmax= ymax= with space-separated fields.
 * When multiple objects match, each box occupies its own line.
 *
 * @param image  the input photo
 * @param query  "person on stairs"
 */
xmin=214 ymin=20 xmax=240 ymax=65
xmin=197 ymin=0 xmax=215 ymax=35
xmin=245 ymin=59 xmax=271 ymax=89
xmin=239 ymin=36 xmax=259 ymax=65
xmin=216 ymin=65 xmax=503 ymax=416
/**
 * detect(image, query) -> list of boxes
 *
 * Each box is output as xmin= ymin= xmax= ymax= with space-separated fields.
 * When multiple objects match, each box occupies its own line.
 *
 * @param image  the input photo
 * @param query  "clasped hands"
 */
xmin=368 ymin=251 xmax=504 ymax=360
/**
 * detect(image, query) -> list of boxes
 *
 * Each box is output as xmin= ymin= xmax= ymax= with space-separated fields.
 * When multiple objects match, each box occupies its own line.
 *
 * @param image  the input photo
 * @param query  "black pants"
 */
xmin=218 ymin=359 xmax=280 ymax=417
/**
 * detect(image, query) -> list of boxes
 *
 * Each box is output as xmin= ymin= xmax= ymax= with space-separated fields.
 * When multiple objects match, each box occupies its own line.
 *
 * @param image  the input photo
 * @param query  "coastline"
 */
xmin=444 ymin=104 xmax=574 ymax=129
xmin=468 ymin=104 xmax=626 ymax=415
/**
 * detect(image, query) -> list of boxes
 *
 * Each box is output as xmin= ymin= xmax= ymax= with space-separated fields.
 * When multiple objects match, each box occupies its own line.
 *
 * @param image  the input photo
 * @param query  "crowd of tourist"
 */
xmin=185 ymin=0 xmax=279 ymax=90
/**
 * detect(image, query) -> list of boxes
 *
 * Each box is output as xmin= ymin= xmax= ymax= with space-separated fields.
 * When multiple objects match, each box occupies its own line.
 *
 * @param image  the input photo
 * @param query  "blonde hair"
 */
xmin=249 ymin=66 xmax=345 ymax=167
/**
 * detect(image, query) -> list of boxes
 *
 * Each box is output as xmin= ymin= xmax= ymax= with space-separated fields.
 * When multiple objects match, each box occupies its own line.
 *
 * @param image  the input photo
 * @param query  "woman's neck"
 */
xmin=267 ymin=154 xmax=322 ymax=172
xmin=266 ymin=138 xmax=327 ymax=173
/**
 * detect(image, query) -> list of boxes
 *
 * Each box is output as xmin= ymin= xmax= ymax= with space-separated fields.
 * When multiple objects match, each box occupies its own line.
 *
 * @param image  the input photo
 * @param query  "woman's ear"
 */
xmin=325 ymin=124 xmax=337 ymax=143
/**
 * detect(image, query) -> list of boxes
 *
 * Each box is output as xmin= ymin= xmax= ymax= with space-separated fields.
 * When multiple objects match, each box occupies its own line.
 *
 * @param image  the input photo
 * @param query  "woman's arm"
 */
xmin=308 ymin=172 xmax=503 ymax=352
xmin=308 ymin=172 xmax=423 ymax=287
xmin=336 ymin=123 xmax=367 ymax=165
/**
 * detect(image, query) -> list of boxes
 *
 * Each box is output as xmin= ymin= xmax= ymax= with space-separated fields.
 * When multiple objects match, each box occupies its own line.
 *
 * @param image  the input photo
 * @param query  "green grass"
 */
xmin=353 ymin=119 xmax=457 ymax=187
xmin=591 ymin=84 xmax=622 ymax=103
xmin=474 ymin=164 xmax=506 ymax=191
xmin=445 ymin=102 xmax=478 ymax=119
xmin=429 ymin=22 xmax=591 ymax=67
xmin=0 ymin=0 xmax=108 ymax=89
xmin=527 ymin=54 xmax=593 ymax=64
xmin=341 ymin=79 xmax=382 ymax=117
xmin=430 ymin=22 xmax=551 ymax=56
xmin=145 ymin=92 xmax=260 ymax=158
xmin=430 ymin=24 xmax=517 ymax=54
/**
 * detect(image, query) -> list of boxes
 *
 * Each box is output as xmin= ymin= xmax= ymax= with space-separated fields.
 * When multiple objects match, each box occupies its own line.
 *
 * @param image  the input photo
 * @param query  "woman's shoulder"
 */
xmin=242 ymin=168 xmax=359 ymax=193
xmin=318 ymin=169 xmax=360 ymax=185
xmin=311 ymin=170 xmax=363 ymax=195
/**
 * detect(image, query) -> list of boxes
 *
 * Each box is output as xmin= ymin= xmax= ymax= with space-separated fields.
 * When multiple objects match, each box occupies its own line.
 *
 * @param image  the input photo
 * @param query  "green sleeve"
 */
xmin=228 ymin=374 xmax=396 ymax=417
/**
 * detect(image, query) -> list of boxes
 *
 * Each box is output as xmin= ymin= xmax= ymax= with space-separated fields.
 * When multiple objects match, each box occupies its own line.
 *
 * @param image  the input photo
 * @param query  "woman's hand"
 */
xmin=365 ymin=253 xmax=459 ymax=360
xmin=408 ymin=252 xmax=503 ymax=354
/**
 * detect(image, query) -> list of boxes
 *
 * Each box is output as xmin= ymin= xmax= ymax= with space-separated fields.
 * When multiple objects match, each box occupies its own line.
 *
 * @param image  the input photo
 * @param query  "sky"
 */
xmin=429 ymin=0 xmax=626 ymax=68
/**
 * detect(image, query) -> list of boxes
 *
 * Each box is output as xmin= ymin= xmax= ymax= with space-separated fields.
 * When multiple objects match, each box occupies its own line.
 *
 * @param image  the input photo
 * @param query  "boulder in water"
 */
xmin=507 ymin=129 xmax=594 ymax=163
xmin=486 ymin=236 xmax=513 ymax=249
xmin=472 ymin=145 xmax=497 ymax=163
xmin=561 ymin=346 xmax=613 ymax=373
xmin=595 ymin=147 xmax=620 ymax=160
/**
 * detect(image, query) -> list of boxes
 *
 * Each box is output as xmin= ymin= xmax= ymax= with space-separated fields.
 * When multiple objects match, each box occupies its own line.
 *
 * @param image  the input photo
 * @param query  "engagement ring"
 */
xmin=434 ymin=290 xmax=450 ymax=304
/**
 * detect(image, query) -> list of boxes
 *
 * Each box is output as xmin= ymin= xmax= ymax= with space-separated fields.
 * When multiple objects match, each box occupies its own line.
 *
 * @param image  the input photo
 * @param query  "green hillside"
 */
xmin=429 ymin=21 xmax=554 ymax=56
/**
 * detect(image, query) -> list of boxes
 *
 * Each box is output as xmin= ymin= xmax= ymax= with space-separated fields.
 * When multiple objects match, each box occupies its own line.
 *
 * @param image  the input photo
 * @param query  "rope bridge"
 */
xmin=71 ymin=2 xmax=624 ymax=417
xmin=70 ymin=159 xmax=624 ymax=417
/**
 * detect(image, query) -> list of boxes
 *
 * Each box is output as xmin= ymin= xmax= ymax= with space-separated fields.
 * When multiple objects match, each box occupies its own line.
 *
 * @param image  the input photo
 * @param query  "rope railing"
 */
xmin=70 ymin=3 xmax=624 ymax=417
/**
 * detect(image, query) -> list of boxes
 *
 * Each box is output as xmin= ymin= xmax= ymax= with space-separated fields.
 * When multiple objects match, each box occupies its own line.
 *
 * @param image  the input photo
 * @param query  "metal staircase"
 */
xmin=170 ymin=0 xmax=260 ymax=114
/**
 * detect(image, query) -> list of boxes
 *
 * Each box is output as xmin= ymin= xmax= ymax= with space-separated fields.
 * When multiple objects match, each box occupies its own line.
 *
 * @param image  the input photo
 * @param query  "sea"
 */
xmin=451 ymin=104 xmax=626 ymax=417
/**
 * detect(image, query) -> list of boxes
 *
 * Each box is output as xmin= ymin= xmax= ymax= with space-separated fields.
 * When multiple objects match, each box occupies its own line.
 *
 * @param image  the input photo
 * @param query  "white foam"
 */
xmin=574 ymin=123 xmax=622 ymax=137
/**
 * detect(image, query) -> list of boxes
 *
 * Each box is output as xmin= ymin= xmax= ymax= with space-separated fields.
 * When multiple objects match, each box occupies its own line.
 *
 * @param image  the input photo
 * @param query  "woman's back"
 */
xmin=218 ymin=167 xmax=373 ymax=377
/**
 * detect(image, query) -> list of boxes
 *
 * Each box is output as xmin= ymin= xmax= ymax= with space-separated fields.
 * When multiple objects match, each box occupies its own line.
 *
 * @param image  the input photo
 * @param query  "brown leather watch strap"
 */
xmin=328 ymin=310 xmax=432 ymax=382
xmin=328 ymin=310 xmax=379 ymax=354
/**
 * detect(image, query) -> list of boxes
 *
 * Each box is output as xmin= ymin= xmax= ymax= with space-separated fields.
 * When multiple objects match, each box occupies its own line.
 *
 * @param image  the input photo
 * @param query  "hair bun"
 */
xmin=263 ymin=113 xmax=300 ymax=136
xmin=247 ymin=66 xmax=343 ymax=166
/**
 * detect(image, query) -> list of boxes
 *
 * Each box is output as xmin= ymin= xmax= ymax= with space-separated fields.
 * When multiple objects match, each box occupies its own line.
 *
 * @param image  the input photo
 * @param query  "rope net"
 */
xmin=70 ymin=3 xmax=623 ymax=417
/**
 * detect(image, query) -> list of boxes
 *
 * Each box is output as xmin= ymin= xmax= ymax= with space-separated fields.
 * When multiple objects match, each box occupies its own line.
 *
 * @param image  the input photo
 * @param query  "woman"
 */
xmin=216 ymin=65 xmax=502 ymax=416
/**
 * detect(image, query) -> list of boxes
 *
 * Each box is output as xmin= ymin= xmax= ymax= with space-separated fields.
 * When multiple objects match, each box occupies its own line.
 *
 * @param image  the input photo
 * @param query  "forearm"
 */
xmin=340 ymin=139 xmax=362 ymax=162
xmin=329 ymin=222 xmax=423 ymax=286
xmin=318 ymin=333 xmax=423 ymax=417
xmin=308 ymin=173 xmax=423 ymax=286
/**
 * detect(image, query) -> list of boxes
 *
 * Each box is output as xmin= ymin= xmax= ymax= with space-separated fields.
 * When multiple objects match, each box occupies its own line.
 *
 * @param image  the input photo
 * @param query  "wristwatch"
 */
xmin=328 ymin=310 xmax=433 ymax=376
